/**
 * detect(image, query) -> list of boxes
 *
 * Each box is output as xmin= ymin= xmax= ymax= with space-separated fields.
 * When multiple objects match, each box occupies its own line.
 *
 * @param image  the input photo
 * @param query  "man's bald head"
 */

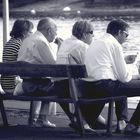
xmin=37 ymin=17 xmax=57 ymax=42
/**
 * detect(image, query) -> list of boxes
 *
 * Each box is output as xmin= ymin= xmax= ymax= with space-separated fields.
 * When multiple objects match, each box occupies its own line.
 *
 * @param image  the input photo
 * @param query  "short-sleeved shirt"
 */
xmin=1 ymin=37 xmax=22 ymax=91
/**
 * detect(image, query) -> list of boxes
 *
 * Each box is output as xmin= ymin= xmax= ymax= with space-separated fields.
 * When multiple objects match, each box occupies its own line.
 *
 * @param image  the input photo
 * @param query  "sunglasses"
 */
xmin=86 ymin=30 xmax=94 ymax=35
xmin=123 ymin=31 xmax=129 ymax=37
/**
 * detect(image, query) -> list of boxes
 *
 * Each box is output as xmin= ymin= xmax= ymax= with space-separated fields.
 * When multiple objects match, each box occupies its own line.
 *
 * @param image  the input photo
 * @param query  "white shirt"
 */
xmin=18 ymin=31 xmax=55 ymax=64
xmin=85 ymin=33 xmax=132 ymax=83
xmin=57 ymin=36 xmax=88 ymax=64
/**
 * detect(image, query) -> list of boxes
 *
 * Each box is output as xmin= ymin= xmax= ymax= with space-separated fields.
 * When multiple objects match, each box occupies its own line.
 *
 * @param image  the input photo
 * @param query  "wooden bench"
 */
xmin=0 ymin=61 xmax=126 ymax=136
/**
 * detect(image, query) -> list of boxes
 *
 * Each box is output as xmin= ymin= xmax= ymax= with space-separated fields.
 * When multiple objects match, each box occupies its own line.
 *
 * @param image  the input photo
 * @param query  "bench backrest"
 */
xmin=0 ymin=62 xmax=87 ymax=79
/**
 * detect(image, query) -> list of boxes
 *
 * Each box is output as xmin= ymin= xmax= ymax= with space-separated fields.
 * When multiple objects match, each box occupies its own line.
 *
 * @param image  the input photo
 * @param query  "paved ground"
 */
xmin=0 ymin=102 xmax=140 ymax=140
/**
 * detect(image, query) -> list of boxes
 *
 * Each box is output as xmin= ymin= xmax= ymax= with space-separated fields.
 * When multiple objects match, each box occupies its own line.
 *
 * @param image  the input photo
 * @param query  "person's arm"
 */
xmin=54 ymin=37 xmax=63 ymax=50
xmin=125 ymin=55 xmax=137 ymax=64
xmin=111 ymin=44 xmax=132 ymax=83
xmin=132 ymin=75 xmax=140 ymax=80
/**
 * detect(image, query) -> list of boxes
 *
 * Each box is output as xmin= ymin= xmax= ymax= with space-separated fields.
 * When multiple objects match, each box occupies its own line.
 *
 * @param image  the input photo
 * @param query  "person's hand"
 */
xmin=132 ymin=75 xmax=140 ymax=80
xmin=54 ymin=37 xmax=63 ymax=49
xmin=125 ymin=55 xmax=137 ymax=64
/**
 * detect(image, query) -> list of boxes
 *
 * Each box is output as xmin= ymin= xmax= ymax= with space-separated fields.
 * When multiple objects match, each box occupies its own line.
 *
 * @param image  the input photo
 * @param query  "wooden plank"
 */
xmin=106 ymin=101 xmax=114 ymax=136
xmin=0 ymin=94 xmax=74 ymax=103
xmin=79 ymin=96 xmax=126 ymax=104
xmin=0 ymin=62 xmax=87 ymax=78
xmin=0 ymin=62 xmax=127 ymax=136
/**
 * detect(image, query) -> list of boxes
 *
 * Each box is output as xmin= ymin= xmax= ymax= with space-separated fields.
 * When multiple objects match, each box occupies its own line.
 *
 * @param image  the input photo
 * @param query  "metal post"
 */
xmin=3 ymin=0 xmax=9 ymax=46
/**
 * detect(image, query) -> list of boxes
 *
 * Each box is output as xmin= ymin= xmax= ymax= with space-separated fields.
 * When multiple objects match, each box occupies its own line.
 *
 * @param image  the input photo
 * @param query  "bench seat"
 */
xmin=0 ymin=62 xmax=127 ymax=136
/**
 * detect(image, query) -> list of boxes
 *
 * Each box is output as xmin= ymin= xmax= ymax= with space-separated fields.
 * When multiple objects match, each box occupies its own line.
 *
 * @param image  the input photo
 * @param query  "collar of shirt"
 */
xmin=103 ymin=33 xmax=122 ymax=47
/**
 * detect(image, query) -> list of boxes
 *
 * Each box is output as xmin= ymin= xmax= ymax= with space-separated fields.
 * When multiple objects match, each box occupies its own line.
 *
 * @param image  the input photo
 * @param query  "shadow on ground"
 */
xmin=0 ymin=106 xmax=139 ymax=140
xmin=0 ymin=125 xmax=139 ymax=140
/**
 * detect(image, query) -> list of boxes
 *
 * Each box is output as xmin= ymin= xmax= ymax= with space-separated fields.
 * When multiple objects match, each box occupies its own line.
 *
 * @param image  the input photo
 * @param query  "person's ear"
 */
xmin=22 ymin=33 xmax=26 ymax=39
xmin=47 ymin=28 xmax=51 ymax=35
xmin=118 ymin=30 xmax=122 ymax=36
xmin=82 ymin=33 xmax=87 ymax=39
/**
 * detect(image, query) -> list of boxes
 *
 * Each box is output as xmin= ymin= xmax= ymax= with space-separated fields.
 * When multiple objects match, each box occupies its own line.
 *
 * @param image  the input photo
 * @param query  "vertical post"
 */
xmin=107 ymin=100 xmax=114 ymax=136
xmin=28 ymin=101 xmax=33 ymax=125
xmin=0 ymin=100 xmax=8 ymax=126
xmin=3 ymin=0 xmax=9 ymax=46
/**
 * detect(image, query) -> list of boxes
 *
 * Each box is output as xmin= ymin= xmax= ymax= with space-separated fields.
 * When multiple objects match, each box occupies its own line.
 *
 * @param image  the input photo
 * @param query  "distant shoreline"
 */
xmin=1 ymin=0 xmax=140 ymax=19
xmin=1 ymin=10 xmax=140 ymax=20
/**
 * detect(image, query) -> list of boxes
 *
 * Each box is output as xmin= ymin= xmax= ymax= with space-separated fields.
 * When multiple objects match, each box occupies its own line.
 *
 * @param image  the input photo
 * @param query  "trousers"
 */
xmin=77 ymin=79 xmax=140 ymax=127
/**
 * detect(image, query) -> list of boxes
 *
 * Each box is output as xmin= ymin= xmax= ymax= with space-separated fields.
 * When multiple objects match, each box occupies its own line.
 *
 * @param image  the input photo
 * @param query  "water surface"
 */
xmin=1 ymin=17 xmax=140 ymax=105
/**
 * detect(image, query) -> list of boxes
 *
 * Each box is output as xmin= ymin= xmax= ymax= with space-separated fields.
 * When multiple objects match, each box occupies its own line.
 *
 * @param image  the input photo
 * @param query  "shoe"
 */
xmin=29 ymin=114 xmax=39 ymax=126
xmin=124 ymin=123 xmax=140 ymax=136
xmin=84 ymin=124 xmax=99 ymax=133
xmin=29 ymin=118 xmax=37 ymax=126
xmin=84 ymin=123 xmax=91 ymax=130
xmin=84 ymin=124 xmax=95 ymax=132
xmin=35 ymin=119 xmax=56 ymax=128
xmin=115 ymin=120 xmax=127 ymax=133
xmin=28 ymin=117 xmax=38 ymax=126
xmin=42 ymin=120 xmax=56 ymax=128
xmin=69 ymin=122 xmax=100 ymax=135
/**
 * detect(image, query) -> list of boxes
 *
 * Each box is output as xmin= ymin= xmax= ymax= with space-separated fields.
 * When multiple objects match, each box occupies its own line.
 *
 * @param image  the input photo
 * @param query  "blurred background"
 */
xmin=1 ymin=0 xmax=140 ymax=108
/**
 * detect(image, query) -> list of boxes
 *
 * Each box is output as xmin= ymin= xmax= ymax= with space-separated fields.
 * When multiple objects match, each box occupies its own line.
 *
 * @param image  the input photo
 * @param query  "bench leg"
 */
xmin=28 ymin=101 xmax=33 ymax=125
xmin=106 ymin=101 xmax=114 ymax=136
xmin=74 ymin=102 xmax=85 ymax=136
xmin=0 ymin=100 xmax=8 ymax=126
xmin=69 ymin=79 xmax=85 ymax=136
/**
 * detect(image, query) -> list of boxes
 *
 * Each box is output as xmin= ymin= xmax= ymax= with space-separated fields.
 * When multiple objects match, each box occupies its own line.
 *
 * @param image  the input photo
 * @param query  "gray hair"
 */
xmin=37 ymin=17 xmax=55 ymax=31
xmin=72 ymin=20 xmax=93 ymax=40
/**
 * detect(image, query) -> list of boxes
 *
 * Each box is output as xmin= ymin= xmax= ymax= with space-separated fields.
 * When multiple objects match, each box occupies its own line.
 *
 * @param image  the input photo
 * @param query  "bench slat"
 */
xmin=79 ymin=96 xmax=126 ymax=104
xmin=0 ymin=94 xmax=73 ymax=103
xmin=0 ymin=62 xmax=127 ymax=136
xmin=0 ymin=62 xmax=87 ymax=78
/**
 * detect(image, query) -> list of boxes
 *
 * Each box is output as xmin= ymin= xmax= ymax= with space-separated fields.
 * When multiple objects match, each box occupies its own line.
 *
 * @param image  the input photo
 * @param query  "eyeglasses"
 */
xmin=87 ymin=31 xmax=93 ymax=34
xmin=123 ymin=31 xmax=129 ymax=37
xmin=86 ymin=31 xmax=94 ymax=37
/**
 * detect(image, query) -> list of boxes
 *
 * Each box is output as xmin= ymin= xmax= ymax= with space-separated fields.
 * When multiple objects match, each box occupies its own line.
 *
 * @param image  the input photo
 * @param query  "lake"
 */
xmin=1 ymin=17 xmax=140 ymax=71
xmin=1 ymin=17 xmax=140 ymax=55
xmin=1 ymin=17 xmax=140 ymax=107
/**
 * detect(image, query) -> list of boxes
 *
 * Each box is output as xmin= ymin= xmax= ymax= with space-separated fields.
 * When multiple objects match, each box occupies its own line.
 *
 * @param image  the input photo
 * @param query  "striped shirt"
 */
xmin=1 ymin=37 xmax=22 ymax=91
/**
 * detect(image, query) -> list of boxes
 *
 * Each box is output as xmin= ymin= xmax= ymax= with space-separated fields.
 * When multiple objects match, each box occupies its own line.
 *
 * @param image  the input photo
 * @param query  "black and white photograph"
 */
xmin=0 ymin=0 xmax=140 ymax=139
